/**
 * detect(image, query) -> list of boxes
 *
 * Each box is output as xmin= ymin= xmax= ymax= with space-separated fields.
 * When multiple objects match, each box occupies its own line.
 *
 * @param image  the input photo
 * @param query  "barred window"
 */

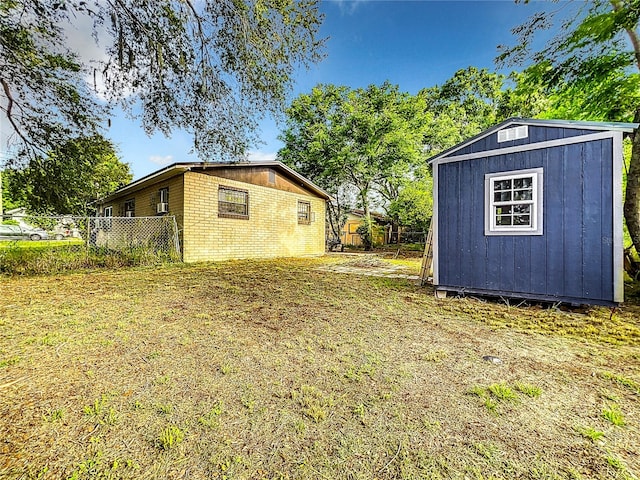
xmin=219 ymin=186 xmax=249 ymax=218
xmin=298 ymin=201 xmax=311 ymax=224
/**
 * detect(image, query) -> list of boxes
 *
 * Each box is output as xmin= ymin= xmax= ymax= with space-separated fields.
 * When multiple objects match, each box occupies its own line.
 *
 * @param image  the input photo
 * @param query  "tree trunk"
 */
xmin=624 ymin=114 xmax=640 ymax=254
xmin=361 ymin=190 xmax=373 ymax=251
xmin=625 ymin=157 xmax=640 ymax=251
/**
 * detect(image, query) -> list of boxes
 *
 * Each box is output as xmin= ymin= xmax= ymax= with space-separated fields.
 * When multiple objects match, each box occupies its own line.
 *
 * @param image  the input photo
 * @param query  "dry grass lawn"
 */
xmin=1 ymin=256 xmax=639 ymax=479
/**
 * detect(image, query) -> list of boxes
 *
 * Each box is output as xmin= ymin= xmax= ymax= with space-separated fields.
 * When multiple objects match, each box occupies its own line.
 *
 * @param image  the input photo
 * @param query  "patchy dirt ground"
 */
xmin=1 ymin=257 xmax=639 ymax=479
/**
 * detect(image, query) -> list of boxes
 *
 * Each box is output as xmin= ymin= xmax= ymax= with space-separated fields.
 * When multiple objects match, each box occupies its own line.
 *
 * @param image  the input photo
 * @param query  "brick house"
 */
xmin=97 ymin=162 xmax=329 ymax=262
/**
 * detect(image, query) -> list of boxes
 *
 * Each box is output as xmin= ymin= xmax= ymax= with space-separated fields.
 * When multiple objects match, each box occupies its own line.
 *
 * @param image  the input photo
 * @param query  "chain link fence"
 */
xmin=1 ymin=213 xmax=181 ymax=273
xmin=388 ymin=231 xmax=428 ymax=245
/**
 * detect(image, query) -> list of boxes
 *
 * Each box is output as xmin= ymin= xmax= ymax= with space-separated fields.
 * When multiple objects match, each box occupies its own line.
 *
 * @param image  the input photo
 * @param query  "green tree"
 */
xmin=279 ymin=82 xmax=430 ymax=250
xmin=497 ymin=0 xmax=640 ymax=255
xmin=386 ymin=171 xmax=433 ymax=232
xmin=278 ymin=85 xmax=352 ymax=244
xmin=6 ymin=135 xmax=132 ymax=215
xmin=419 ymin=67 xmax=549 ymax=156
xmin=1 ymin=1 xmax=324 ymax=164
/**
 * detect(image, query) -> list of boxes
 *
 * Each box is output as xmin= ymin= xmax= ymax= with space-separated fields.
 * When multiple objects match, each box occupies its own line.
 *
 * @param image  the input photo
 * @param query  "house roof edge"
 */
xmin=98 ymin=161 xmax=331 ymax=203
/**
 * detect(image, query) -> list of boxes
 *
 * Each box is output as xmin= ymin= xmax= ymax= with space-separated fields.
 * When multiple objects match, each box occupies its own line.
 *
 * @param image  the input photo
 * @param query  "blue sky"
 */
xmin=107 ymin=0 xmax=559 ymax=179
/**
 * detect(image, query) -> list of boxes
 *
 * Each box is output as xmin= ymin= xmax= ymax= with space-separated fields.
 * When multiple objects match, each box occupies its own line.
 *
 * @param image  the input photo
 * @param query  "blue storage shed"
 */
xmin=429 ymin=118 xmax=636 ymax=306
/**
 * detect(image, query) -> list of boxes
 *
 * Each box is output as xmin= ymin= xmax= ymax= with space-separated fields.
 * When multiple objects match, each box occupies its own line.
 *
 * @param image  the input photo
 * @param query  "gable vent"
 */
xmin=497 ymin=125 xmax=528 ymax=143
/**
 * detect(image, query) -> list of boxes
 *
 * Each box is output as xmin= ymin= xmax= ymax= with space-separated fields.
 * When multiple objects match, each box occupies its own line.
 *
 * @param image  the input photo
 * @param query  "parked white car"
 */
xmin=0 ymin=224 xmax=50 ymax=241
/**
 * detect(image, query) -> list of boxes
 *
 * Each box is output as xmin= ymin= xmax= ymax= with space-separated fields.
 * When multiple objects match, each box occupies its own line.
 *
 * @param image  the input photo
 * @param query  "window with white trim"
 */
xmin=124 ymin=199 xmax=135 ymax=217
xmin=485 ymin=168 xmax=543 ymax=235
xmin=102 ymin=205 xmax=113 ymax=230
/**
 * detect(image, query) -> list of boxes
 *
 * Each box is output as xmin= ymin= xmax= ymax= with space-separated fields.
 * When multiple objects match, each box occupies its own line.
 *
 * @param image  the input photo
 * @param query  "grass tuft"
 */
xmin=601 ymin=371 xmax=640 ymax=395
xmin=487 ymin=383 xmax=518 ymax=401
xmin=158 ymin=425 xmax=185 ymax=450
xmin=602 ymin=404 xmax=626 ymax=426
xmin=575 ymin=426 xmax=605 ymax=442
xmin=514 ymin=381 xmax=542 ymax=398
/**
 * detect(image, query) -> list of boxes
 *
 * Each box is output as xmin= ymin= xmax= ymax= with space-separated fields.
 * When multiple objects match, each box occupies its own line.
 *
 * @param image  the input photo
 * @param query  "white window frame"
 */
xmin=484 ymin=168 xmax=543 ymax=236
xmin=159 ymin=187 xmax=169 ymax=203
xmin=124 ymin=199 xmax=135 ymax=217
xmin=103 ymin=206 xmax=113 ymax=217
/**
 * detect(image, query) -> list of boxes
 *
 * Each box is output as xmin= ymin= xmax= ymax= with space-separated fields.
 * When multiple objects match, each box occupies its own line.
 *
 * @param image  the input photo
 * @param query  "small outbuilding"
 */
xmin=428 ymin=118 xmax=636 ymax=306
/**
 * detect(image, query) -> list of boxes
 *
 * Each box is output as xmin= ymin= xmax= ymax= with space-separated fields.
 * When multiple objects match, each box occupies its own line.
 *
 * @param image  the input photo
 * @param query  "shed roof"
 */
xmin=427 ymin=118 xmax=638 ymax=164
xmin=98 ymin=161 xmax=331 ymax=203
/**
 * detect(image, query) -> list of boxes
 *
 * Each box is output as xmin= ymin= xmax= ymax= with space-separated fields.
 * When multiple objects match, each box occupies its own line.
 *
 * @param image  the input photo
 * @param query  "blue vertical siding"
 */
xmin=437 ymin=127 xmax=616 ymax=304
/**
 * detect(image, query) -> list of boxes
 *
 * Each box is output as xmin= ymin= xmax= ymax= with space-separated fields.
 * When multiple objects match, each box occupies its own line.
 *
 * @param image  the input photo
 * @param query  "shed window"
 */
xmin=485 ymin=168 xmax=543 ymax=236
xmin=219 ymin=186 xmax=249 ymax=218
xmin=298 ymin=201 xmax=311 ymax=224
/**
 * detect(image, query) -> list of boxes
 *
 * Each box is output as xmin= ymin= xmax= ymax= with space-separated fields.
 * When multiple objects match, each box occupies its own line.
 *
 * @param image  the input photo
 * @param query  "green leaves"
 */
xmin=499 ymin=0 xmax=640 ymax=254
xmin=279 ymin=82 xmax=432 ymax=242
xmin=1 ymin=1 xmax=325 ymax=164
xmin=4 ymin=135 xmax=132 ymax=215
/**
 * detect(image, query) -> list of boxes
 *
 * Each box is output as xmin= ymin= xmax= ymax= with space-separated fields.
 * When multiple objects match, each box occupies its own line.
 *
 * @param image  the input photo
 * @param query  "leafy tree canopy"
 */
xmin=386 ymin=172 xmax=433 ymax=232
xmin=5 ymin=135 xmax=132 ymax=215
xmin=279 ymin=82 xmax=431 ymax=249
xmin=419 ymin=67 xmax=549 ymax=156
xmin=0 ymin=0 xmax=325 ymax=165
xmin=497 ymin=0 xmax=640 ymax=255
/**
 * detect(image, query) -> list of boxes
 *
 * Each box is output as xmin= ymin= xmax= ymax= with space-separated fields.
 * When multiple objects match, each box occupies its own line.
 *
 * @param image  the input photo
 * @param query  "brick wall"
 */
xmin=182 ymin=171 xmax=326 ymax=262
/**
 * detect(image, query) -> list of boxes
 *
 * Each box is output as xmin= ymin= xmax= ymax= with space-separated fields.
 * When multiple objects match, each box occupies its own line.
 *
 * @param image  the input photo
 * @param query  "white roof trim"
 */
xmin=433 ymin=131 xmax=615 ymax=165
xmin=428 ymin=118 xmax=637 ymax=165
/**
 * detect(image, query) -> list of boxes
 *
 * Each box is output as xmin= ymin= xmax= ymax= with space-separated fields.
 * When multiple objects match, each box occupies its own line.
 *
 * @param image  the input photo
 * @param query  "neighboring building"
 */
xmin=428 ymin=118 xmax=636 ymax=306
xmin=96 ymin=162 xmax=329 ymax=262
xmin=340 ymin=210 xmax=388 ymax=246
xmin=2 ymin=207 xmax=29 ymax=227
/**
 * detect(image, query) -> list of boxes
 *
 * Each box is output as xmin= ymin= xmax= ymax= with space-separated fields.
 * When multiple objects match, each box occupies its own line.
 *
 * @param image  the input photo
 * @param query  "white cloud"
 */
xmin=149 ymin=155 xmax=173 ymax=165
xmin=247 ymin=150 xmax=277 ymax=162
xmin=335 ymin=0 xmax=366 ymax=15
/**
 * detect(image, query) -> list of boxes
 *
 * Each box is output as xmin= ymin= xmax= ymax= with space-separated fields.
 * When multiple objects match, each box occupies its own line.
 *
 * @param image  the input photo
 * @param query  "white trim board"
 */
xmin=612 ymin=131 xmax=624 ymax=303
xmin=433 ymin=131 xmax=616 ymax=165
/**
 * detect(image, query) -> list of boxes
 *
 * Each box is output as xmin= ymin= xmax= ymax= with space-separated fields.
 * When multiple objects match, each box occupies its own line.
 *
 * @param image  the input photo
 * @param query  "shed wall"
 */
xmin=437 ymin=137 xmax=615 ymax=304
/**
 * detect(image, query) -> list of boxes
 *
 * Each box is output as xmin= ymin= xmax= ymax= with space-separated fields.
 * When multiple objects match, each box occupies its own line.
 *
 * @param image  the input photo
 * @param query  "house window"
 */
xmin=298 ymin=201 xmax=311 ymax=224
xmin=159 ymin=187 xmax=169 ymax=203
xmin=348 ymin=223 xmax=359 ymax=234
xmin=157 ymin=187 xmax=169 ymax=214
xmin=218 ymin=186 xmax=249 ymax=218
xmin=102 ymin=205 xmax=113 ymax=230
xmin=268 ymin=170 xmax=276 ymax=184
xmin=124 ymin=199 xmax=135 ymax=217
xmin=485 ymin=168 xmax=543 ymax=236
